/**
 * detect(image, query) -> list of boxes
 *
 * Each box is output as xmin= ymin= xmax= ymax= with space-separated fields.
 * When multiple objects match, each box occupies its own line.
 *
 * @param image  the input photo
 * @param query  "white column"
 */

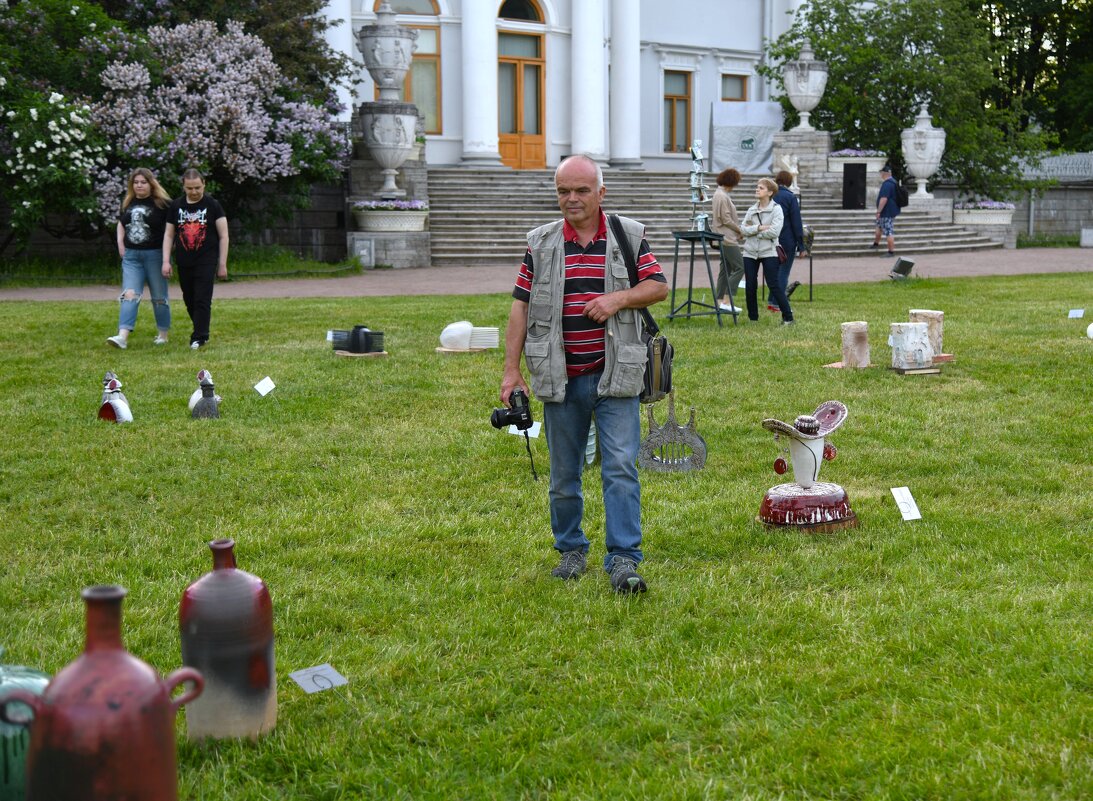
xmin=461 ymin=0 xmax=503 ymax=167
xmin=323 ymin=0 xmax=357 ymax=121
xmin=608 ymin=0 xmax=642 ymax=168
xmin=571 ymin=0 xmax=608 ymax=163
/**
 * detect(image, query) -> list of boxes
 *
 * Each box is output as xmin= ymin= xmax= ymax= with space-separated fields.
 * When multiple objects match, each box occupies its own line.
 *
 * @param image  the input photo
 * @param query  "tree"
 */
xmin=761 ymin=0 xmax=1049 ymax=199
xmin=96 ymin=0 xmax=356 ymax=108
xmin=90 ymin=20 xmax=349 ymax=227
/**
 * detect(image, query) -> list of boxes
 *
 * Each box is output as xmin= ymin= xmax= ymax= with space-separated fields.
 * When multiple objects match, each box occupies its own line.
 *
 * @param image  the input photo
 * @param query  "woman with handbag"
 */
xmin=741 ymin=177 xmax=793 ymax=325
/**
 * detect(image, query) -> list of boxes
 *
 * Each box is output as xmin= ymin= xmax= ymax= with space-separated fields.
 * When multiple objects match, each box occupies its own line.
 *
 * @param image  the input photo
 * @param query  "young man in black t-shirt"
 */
xmin=162 ymin=169 xmax=229 ymax=349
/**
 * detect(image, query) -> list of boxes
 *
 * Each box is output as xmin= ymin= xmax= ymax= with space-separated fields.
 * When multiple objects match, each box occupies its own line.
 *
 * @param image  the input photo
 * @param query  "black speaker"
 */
xmin=841 ymin=163 xmax=867 ymax=210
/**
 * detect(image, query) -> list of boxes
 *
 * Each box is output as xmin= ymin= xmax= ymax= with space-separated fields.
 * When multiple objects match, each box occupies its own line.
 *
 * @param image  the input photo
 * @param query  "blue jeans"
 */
xmin=119 ymin=248 xmax=170 ymax=332
xmin=777 ymin=248 xmax=797 ymax=291
xmin=542 ymin=371 xmax=643 ymax=570
xmin=743 ymin=255 xmax=792 ymax=322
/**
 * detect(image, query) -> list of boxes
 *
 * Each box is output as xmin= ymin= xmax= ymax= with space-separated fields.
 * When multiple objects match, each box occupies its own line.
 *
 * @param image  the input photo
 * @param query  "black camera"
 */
xmin=491 ymin=388 xmax=533 ymax=430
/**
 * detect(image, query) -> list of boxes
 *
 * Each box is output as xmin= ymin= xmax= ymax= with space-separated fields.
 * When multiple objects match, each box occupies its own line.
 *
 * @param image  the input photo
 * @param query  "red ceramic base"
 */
xmin=758 ymin=481 xmax=858 ymax=533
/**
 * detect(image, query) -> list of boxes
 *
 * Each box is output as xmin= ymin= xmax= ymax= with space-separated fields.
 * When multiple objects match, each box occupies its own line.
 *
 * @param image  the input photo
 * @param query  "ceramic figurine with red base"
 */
xmin=758 ymin=400 xmax=858 ymax=532
xmin=98 ymin=372 xmax=132 ymax=423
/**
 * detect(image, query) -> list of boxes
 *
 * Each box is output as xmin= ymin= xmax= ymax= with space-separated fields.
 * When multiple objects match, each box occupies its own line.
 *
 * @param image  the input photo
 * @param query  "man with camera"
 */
xmin=499 ymin=155 xmax=668 ymax=594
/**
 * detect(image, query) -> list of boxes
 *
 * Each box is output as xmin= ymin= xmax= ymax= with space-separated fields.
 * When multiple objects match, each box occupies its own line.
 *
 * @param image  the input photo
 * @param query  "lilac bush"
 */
xmin=91 ymin=20 xmax=349 ymax=226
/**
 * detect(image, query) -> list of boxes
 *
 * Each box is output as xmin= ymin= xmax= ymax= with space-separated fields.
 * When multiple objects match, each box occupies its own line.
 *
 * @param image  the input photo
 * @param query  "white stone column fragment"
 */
xmin=840 ymin=321 xmax=870 ymax=368
xmin=571 ymin=0 xmax=608 ymax=162
xmin=909 ymin=309 xmax=945 ymax=357
xmin=461 ymin=0 xmax=502 ymax=166
xmin=608 ymin=0 xmax=642 ymax=168
xmin=323 ymin=0 xmax=358 ymax=121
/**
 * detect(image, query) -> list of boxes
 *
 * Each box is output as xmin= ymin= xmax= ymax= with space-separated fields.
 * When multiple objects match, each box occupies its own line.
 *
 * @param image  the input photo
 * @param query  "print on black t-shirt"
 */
xmin=178 ymin=208 xmax=209 ymax=253
xmin=127 ymin=205 xmax=153 ymax=245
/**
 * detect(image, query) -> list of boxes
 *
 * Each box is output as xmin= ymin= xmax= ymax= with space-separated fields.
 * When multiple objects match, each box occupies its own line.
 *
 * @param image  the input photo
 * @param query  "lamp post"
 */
xmin=782 ymin=40 xmax=828 ymax=132
xmin=901 ymin=104 xmax=946 ymax=198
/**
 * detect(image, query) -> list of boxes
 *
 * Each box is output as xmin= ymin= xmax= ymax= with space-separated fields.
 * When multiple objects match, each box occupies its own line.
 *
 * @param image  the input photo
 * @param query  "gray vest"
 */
xmin=524 ymin=215 xmax=648 ymax=403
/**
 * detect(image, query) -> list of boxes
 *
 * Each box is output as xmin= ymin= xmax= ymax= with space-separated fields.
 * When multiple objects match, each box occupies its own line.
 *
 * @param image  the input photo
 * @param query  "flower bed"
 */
xmin=953 ymin=200 xmax=1015 ymax=226
xmin=827 ymin=149 xmax=888 ymax=173
xmin=352 ymin=200 xmax=430 ymax=232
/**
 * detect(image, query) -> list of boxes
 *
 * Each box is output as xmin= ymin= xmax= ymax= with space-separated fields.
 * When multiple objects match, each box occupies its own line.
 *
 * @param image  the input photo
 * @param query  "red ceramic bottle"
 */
xmin=0 ymin=585 xmax=203 ymax=801
xmin=180 ymin=538 xmax=276 ymax=739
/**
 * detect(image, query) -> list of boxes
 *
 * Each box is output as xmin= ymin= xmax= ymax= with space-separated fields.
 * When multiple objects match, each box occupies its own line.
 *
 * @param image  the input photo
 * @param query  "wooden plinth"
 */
xmin=334 ymin=350 xmax=388 ymax=358
xmin=890 ymin=365 xmax=941 ymax=375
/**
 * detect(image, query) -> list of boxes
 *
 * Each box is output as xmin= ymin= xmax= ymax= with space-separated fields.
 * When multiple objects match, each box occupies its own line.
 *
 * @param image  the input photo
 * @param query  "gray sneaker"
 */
xmin=608 ymin=556 xmax=647 ymax=594
xmin=551 ymin=550 xmax=587 ymax=580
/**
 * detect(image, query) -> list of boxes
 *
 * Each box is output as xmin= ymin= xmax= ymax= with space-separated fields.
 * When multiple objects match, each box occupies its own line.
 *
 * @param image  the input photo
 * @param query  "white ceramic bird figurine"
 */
xmin=98 ymin=372 xmax=133 ymax=423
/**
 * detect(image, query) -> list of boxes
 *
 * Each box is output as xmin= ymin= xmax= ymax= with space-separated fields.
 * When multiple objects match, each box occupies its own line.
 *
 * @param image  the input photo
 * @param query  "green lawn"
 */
xmin=1 ymin=273 xmax=1090 ymax=800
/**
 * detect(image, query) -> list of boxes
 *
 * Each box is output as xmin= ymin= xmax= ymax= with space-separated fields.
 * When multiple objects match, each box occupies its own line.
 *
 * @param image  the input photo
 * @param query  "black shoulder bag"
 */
xmin=608 ymin=214 xmax=673 ymax=404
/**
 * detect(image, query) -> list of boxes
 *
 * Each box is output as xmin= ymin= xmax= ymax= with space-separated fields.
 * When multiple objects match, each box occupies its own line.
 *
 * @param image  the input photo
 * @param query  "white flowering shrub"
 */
xmin=92 ymin=20 xmax=349 ymax=227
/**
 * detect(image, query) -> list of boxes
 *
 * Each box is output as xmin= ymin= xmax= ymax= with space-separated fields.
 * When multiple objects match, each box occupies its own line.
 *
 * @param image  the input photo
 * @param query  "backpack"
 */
xmin=895 ymin=183 xmax=910 ymax=208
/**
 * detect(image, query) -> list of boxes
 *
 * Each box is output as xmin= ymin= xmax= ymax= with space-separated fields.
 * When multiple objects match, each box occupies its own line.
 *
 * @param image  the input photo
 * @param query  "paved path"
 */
xmin=1 ymin=247 xmax=1089 ymax=301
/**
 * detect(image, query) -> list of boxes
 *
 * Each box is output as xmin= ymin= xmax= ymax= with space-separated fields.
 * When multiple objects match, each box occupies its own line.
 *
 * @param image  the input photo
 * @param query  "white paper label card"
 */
xmin=891 ymin=486 xmax=922 ymax=521
xmin=508 ymin=421 xmax=542 ymax=438
xmin=1068 ymin=309 xmax=1084 ymax=318
xmin=254 ymin=376 xmax=276 ymax=396
xmin=326 ymin=330 xmax=334 ymax=341
xmin=289 ymin=664 xmax=347 ymax=694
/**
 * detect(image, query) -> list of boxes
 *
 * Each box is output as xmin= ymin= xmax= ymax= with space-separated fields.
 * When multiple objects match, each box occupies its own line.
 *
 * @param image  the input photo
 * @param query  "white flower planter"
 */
xmin=953 ymin=208 xmax=1014 ymax=226
xmin=828 ymin=156 xmax=887 ymax=173
xmin=354 ymin=210 xmax=429 ymax=232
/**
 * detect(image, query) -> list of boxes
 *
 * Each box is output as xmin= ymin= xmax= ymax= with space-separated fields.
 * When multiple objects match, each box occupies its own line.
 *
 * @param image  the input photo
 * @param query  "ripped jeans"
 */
xmin=118 ymin=248 xmax=170 ymax=332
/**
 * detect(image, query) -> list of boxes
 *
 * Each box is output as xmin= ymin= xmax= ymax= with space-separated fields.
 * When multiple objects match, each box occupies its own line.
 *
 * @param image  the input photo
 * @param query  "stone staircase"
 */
xmin=426 ymin=168 xmax=1002 ymax=268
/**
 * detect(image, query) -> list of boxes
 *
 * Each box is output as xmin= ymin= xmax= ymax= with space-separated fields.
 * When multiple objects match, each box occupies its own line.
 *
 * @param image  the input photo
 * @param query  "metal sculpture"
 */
xmin=638 ymin=392 xmax=707 ymax=472
xmin=98 ymin=372 xmax=132 ymax=423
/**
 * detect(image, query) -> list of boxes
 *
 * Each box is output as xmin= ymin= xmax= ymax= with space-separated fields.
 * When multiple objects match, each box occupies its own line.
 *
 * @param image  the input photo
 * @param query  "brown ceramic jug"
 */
xmin=0 ymin=585 xmax=203 ymax=801
xmin=180 ymin=538 xmax=276 ymax=739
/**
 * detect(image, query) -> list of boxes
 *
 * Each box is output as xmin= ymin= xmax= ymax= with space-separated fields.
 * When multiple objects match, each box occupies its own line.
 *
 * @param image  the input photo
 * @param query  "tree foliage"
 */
xmin=96 ymin=0 xmax=356 ymax=107
xmin=761 ymin=0 xmax=1049 ymax=199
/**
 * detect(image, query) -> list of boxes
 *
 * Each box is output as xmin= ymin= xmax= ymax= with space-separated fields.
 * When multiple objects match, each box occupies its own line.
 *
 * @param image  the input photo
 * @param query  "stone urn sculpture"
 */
xmin=782 ymin=40 xmax=828 ymax=132
xmin=758 ymin=401 xmax=858 ymax=532
xmin=901 ymin=104 xmax=946 ymax=198
xmin=357 ymin=2 xmax=419 ymax=197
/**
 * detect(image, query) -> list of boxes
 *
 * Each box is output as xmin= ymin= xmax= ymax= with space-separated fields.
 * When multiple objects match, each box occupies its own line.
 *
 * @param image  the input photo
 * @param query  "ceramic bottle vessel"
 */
xmin=180 ymin=538 xmax=276 ymax=739
xmin=0 ymin=585 xmax=203 ymax=801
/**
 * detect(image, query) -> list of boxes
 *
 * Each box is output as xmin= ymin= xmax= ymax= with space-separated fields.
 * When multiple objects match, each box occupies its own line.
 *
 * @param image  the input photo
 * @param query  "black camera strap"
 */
xmin=524 ymin=430 xmax=538 ymax=481
xmin=608 ymin=213 xmax=659 ymax=337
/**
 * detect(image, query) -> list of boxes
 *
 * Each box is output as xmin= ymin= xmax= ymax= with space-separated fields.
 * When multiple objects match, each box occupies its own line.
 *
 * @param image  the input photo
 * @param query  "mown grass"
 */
xmin=0 ymin=244 xmax=359 ymax=286
xmin=0 ymin=272 xmax=1090 ymax=800
xmin=1017 ymin=233 xmax=1081 ymax=249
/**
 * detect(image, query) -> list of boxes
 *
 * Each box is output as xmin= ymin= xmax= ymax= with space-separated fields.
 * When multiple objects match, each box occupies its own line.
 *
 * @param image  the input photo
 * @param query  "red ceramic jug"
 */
xmin=180 ymin=538 xmax=276 ymax=739
xmin=0 ymin=585 xmax=203 ymax=801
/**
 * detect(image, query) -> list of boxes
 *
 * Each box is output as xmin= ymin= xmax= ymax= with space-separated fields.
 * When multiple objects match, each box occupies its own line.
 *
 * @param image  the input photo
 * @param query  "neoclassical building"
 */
xmin=324 ymin=0 xmax=802 ymax=170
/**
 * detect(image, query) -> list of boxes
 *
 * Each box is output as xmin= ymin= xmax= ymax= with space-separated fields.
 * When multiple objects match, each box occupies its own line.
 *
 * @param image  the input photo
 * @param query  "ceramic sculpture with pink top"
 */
xmin=758 ymin=400 xmax=858 ymax=532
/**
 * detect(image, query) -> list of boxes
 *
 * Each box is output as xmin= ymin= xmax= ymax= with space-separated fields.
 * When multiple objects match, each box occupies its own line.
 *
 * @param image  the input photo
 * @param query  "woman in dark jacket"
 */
xmin=772 ymin=171 xmax=808 ymax=306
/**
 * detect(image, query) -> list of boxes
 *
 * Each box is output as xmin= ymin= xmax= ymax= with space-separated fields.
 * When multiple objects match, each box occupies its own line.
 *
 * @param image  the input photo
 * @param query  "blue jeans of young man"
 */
xmin=542 ymin=371 xmax=643 ymax=571
xmin=118 ymin=248 xmax=170 ymax=332
xmin=743 ymin=255 xmax=793 ymax=322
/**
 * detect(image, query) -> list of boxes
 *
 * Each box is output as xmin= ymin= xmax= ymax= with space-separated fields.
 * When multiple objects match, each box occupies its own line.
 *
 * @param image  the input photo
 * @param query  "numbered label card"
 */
xmin=289 ymin=664 xmax=348 ymax=694
xmin=254 ymin=376 xmax=276 ymax=396
xmin=1068 ymin=309 xmax=1085 ymax=319
xmin=509 ymin=421 xmax=542 ymax=438
xmin=890 ymin=486 xmax=922 ymax=521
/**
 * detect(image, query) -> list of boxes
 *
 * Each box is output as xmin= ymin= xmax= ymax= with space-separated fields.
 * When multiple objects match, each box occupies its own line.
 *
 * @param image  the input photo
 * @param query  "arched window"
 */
xmin=373 ymin=0 xmax=438 ymax=13
xmin=498 ymin=0 xmax=542 ymax=22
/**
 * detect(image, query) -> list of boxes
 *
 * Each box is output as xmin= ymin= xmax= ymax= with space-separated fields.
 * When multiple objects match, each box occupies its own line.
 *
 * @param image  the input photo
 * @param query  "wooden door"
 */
xmin=498 ymin=33 xmax=545 ymax=169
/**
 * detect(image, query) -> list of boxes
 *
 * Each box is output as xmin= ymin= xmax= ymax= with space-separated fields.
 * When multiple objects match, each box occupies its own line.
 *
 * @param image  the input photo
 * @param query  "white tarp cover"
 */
xmin=709 ymin=102 xmax=784 ymax=174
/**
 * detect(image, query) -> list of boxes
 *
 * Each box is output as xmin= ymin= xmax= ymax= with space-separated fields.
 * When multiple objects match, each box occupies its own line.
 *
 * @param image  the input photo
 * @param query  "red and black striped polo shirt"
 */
xmin=512 ymin=212 xmax=665 ymax=377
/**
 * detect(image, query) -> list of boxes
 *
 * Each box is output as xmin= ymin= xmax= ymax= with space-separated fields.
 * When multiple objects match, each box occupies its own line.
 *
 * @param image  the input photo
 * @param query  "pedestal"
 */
xmin=758 ymin=481 xmax=858 ymax=533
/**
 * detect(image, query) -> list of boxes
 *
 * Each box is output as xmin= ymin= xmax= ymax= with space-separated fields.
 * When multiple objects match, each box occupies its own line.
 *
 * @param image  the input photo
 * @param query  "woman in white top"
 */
xmin=740 ymin=177 xmax=793 ymax=324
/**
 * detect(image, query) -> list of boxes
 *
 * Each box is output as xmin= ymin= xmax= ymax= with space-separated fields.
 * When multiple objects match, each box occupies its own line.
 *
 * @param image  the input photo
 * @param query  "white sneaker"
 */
xmin=153 ymin=336 xmax=169 ymax=346
xmin=718 ymin=303 xmax=743 ymax=313
xmin=190 ymin=341 xmax=201 ymax=350
xmin=107 ymin=335 xmax=127 ymax=349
